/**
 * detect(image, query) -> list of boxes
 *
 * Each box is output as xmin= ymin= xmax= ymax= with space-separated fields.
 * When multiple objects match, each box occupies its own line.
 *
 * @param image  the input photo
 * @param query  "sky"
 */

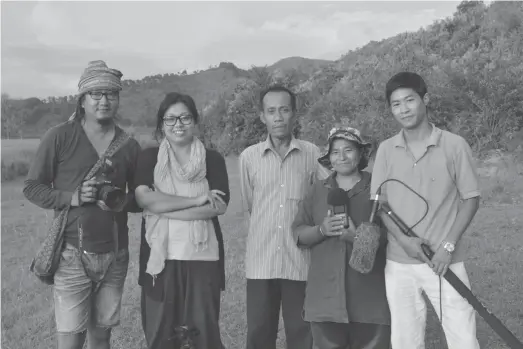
xmin=1 ymin=0 xmax=461 ymax=99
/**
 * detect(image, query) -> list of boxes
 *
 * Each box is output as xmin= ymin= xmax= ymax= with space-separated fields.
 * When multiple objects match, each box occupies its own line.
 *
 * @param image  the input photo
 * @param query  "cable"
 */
xmin=374 ymin=179 xmax=523 ymax=349
xmin=439 ymin=276 xmax=443 ymax=332
xmin=374 ymin=178 xmax=445 ymax=342
xmin=373 ymin=178 xmax=429 ymax=232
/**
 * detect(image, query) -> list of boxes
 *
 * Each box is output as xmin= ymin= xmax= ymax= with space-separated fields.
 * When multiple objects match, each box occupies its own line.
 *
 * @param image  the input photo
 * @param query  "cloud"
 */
xmin=1 ymin=42 xmax=161 ymax=98
xmin=196 ymin=5 xmax=449 ymax=68
xmin=28 ymin=2 xmax=246 ymax=57
xmin=1 ymin=1 xmax=460 ymax=98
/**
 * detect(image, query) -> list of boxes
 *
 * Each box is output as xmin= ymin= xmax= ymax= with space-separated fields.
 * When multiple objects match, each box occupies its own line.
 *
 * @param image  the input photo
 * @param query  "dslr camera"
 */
xmin=170 ymin=325 xmax=200 ymax=349
xmin=93 ymin=158 xmax=126 ymax=211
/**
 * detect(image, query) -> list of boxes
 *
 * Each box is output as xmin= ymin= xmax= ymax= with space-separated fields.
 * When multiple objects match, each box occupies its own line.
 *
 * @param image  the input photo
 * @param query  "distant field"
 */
xmin=1 ymin=138 xmax=40 ymax=160
xmin=1 ymin=127 xmax=155 ymax=158
xmin=0 ymin=129 xmax=156 ymax=182
xmin=1 ymin=139 xmax=523 ymax=349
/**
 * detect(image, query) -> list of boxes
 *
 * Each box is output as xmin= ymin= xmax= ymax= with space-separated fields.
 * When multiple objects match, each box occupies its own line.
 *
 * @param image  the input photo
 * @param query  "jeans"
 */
xmin=53 ymin=243 xmax=129 ymax=333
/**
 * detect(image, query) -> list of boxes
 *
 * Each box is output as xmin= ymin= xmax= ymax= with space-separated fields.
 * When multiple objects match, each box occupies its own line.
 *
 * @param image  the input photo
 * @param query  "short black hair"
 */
xmin=154 ymin=92 xmax=199 ymax=141
xmin=385 ymin=72 xmax=428 ymax=105
xmin=259 ymin=85 xmax=296 ymax=111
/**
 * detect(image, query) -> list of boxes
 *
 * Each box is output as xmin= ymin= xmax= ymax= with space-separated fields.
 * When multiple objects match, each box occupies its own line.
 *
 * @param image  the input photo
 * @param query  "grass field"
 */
xmin=1 ymin=141 xmax=523 ymax=349
xmin=1 ymin=138 xmax=41 ymax=158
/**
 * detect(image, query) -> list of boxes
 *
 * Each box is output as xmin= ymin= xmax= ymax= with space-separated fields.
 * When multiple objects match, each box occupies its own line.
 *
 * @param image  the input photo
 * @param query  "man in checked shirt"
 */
xmin=239 ymin=85 xmax=330 ymax=349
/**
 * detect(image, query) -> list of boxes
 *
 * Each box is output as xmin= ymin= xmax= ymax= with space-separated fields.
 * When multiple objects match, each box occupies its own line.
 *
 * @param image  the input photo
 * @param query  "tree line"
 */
xmin=3 ymin=1 xmax=522 ymax=155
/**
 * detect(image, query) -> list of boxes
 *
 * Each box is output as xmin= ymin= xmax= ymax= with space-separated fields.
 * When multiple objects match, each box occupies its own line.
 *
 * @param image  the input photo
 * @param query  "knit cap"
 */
xmin=77 ymin=60 xmax=123 ymax=95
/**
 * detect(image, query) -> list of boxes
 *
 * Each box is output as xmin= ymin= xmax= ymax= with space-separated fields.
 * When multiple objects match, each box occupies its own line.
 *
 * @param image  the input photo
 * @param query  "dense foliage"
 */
xmin=3 ymin=1 xmax=522 ymax=155
xmin=223 ymin=0 xmax=523 ymax=154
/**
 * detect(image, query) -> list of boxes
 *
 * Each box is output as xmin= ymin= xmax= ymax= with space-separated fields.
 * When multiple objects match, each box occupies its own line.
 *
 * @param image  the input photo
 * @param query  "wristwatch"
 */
xmin=442 ymin=241 xmax=456 ymax=254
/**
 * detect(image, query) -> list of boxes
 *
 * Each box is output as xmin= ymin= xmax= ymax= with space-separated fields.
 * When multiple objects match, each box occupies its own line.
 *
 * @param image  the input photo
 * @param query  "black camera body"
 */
xmin=93 ymin=158 xmax=126 ymax=211
xmin=171 ymin=325 xmax=200 ymax=349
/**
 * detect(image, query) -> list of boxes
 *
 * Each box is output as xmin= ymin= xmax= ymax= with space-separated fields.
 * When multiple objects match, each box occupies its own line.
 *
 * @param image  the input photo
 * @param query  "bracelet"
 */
xmin=318 ymin=225 xmax=326 ymax=237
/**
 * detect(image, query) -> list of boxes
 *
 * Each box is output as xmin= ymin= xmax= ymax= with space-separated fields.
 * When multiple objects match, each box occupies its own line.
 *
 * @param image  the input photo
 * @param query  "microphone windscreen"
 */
xmin=349 ymin=222 xmax=381 ymax=274
xmin=327 ymin=188 xmax=347 ymax=206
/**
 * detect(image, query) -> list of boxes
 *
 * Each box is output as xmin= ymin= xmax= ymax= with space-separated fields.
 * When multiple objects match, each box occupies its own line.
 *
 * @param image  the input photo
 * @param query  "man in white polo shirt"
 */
xmin=371 ymin=72 xmax=481 ymax=349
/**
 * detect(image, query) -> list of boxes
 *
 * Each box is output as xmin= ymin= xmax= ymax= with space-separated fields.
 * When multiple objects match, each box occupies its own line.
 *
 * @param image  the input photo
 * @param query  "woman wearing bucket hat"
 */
xmin=291 ymin=125 xmax=391 ymax=349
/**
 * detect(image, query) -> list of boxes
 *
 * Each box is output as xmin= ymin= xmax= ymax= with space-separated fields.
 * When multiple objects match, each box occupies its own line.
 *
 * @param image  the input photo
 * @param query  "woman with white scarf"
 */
xmin=135 ymin=92 xmax=230 ymax=349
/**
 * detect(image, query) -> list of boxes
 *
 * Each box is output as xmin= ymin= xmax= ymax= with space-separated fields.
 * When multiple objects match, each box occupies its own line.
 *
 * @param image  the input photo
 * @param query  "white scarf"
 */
xmin=145 ymin=136 xmax=210 ymax=278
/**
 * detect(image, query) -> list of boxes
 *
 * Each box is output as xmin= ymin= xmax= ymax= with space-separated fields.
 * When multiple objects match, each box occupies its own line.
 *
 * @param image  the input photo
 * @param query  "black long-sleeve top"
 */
xmin=135 ymin=146 xmax=230 ymax=292
xmin=23 ymin=120 xmax=142 ymax=253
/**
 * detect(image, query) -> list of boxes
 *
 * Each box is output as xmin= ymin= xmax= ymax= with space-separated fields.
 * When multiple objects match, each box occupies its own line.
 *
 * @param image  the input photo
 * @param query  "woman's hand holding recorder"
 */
xmin=320 ymin=209 xmax=348 ymax=237
xmin=339 ymin=215 xmax=357 ymax=242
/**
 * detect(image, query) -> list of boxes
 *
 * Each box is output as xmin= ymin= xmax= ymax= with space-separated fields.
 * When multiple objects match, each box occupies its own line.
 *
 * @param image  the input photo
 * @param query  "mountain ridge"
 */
xmin=2 ymin=0 xmax=522 ymax=155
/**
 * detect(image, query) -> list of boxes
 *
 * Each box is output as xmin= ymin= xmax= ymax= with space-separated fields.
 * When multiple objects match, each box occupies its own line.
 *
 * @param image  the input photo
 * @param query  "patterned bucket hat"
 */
xmin=318 ymin=125 xmax=373 ymax=170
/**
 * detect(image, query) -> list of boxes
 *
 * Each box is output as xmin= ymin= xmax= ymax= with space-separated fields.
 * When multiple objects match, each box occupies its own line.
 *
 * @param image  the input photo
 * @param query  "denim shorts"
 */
xmin=53 ymin=243 xmax=129 ymax=334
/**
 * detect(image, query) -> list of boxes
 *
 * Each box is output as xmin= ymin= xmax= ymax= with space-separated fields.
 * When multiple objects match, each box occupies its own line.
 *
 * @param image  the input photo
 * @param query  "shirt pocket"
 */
xmin=305 ymin=243 xmax=341 ymax=311
xmin=59 ymin=244 xmax=79 ymax=268
xmin=287 ymin=170 xmax=313 ymax=201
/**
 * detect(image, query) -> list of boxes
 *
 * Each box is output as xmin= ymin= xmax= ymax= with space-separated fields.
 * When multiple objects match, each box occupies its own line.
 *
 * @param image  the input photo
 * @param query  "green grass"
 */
xmin=1 ymin=138 xmax=41 ymax=158
xmin=1 ymin=143 xmax=523 ymax=349
xmin=1 ymin=138 xmax=39 ymax=182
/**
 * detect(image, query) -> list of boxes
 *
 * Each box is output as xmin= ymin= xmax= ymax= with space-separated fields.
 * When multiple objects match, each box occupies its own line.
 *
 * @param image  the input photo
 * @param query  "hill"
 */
xmin=213 ymin=0 xmax=523 ymax=155
xmin=1 ymin=58 xmax=332 ymax=138
xmin=269 ymin=56 xmax=333 ymax=78
xmin=2 ymin=1 xmax=523 ymax=155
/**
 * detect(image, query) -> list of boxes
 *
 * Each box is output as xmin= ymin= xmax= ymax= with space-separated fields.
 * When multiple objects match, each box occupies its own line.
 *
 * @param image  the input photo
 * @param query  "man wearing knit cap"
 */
xmin=24 ymin=60 xmax=142 ymax=349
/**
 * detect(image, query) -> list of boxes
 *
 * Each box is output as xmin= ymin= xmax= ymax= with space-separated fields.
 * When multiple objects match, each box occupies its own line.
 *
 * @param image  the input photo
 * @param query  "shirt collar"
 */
xmin=392 ymin=123 xmax=442 ymax=148
xmin=322 ymin=171 xmax=371 ymax=194
xmin=262 ymin=134 xmax=302 ymax=155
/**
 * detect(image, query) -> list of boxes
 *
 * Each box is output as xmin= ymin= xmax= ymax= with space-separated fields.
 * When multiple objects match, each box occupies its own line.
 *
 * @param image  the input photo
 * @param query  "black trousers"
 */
xmin=246 ymin=279 xmax=313 ymax=349
xmin=311 ymin=321 xmax=391 ymax=349
xmin=141 ymin=260 xmax=223 ymax=349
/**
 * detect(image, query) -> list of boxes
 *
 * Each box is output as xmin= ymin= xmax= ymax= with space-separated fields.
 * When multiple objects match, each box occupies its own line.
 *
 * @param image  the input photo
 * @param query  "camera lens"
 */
xmin=99 ymin=186 xmax=125 ymax=210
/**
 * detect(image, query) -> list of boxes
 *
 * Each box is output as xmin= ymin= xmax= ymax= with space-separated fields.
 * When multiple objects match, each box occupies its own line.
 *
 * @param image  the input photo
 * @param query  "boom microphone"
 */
xmin=380 ymin=202 xmax=523 ymax=349
xmin=348 ymin=222 xmax=381 ymax=274
xmin=348 ymin=188 xmax=382 ymax=274
xmin=380 ymin=202 xmax=433 ymax=258
xmin=368 ymin=188 xmax=381 ymax=224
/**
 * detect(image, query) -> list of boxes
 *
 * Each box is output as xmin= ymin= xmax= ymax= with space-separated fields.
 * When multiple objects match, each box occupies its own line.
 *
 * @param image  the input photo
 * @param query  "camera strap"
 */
xmin=73 ymin=130 xmax=131 ymax=206
xmin=75 ymin=130 xmax=131 ymax=289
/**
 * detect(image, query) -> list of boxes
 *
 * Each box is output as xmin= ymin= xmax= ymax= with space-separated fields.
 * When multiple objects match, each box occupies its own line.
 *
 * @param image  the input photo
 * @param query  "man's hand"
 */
xmin=195 ymin=189 xmax=226 ymax=209
xmin=71 ymin=179 xmax=99 ymax=206
xmin=398 ymin=236 xmax=434 ymax=267
xmin=431 ymin=245 xmax=452 ymax=276
xmin=320 ymin=210 xmax=345 ymax=237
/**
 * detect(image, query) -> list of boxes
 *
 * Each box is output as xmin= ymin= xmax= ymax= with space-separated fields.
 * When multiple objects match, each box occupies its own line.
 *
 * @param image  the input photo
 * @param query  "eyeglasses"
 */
xmin=88 ymin=91 xmax=119 ymax=101
xmin=164 ymin=114 xmax=194 ymax=126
